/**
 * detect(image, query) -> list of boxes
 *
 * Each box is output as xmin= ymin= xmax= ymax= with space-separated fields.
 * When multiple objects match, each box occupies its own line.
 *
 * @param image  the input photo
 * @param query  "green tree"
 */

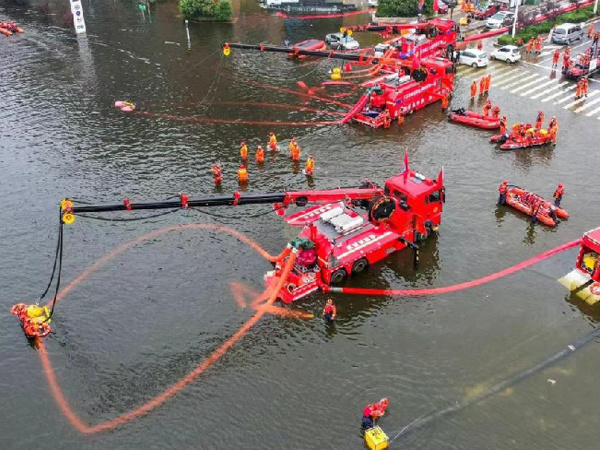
xmin=377 ymin=0 xmax=433 ymax=18
xmin=214 ymin=0 xmax=233 ymax=21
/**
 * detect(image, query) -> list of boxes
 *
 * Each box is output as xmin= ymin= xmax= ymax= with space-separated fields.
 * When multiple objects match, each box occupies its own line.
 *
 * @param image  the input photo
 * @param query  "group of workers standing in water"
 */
xmin=210 ymin=133 xmax=316 ymax=186
xmin=470 ymin=74 xmax=492 ymax=99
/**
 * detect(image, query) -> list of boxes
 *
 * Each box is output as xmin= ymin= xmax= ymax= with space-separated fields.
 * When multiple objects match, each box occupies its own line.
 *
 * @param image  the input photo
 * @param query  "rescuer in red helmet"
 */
xmin=482 ymin=99 xmax=492 ymax=117
xmin=256 ymin=145 xmax=265 ymax=164
xmin=269 ymin=132 xmax=277 ymax=151
xmin=553 ymin=183 xmax=565 ymax=207
xmin=210 ymin=162 xmax=222 ymax=185
xmin=498 ymin=180 xmax=508 ymax=205
xmin=323 ymin=299 xmax=337 ymax=322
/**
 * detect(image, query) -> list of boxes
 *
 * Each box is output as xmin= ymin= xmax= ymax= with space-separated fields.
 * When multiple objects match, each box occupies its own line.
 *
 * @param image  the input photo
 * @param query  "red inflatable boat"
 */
xmin=448 ymin=109 xmax=500 ymax=129
xmin=500 ymin=133 xmax=552 ymax=150
xmin=289 ymin=39 xmax=326 ymax=59
xmin=505 ymin=186 xmax=568 ymax=227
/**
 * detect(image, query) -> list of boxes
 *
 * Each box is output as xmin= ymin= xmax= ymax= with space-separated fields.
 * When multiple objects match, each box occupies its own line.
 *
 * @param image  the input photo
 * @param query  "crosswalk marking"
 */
xmin=493 ymin=70 xmax=531 ymax=87
xmin=498 ymin=73 xmax=539 ymax=90
xmin=486 ymin=68 xmax=520 ymax=83
xmin=575 ymin=96 xmax=600 ymax=113
xmin=522 ymin=79 xmax=562 ymax=97
xmin=510 ymin=76 xmax=547 ymax=94
xmin=562 ymin=90 xmax=600 ymax=109
xmin=467 ymin=65 xmax=512 ymax=81
xmin=585 ymin=104 xmax=600 ymax=116
xmin=540 ymin=85 xmax=577 ymax=102
xmin=529 ymin=81 xmax=569 ymax=99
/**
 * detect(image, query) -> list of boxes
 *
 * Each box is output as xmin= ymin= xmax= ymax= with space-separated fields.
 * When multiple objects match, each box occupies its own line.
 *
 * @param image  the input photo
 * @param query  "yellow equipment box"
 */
xmin=365 ymin=426 xmax=389 ymax=450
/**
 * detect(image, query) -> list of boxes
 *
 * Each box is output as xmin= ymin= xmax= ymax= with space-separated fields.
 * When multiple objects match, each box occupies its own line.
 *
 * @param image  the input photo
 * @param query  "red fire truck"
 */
xmin=56 ymin=158 xmax=444 ymax=305
xmin=559 ymin=227 xmax=600 ymax=305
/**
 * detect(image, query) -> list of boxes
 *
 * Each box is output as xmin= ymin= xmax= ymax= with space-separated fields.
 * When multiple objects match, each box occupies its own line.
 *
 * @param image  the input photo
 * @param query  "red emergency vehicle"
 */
xmin=559 ymin=227 xmax=600 ymax=305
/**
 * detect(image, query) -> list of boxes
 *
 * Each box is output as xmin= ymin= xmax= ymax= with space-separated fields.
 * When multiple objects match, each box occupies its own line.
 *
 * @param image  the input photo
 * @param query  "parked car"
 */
xmin=470 ymin=4 xmax=498 ymax=20
xmin=459 ymin=49 xmax=488 ymax=68
xmin=486 ymin=11 xmax=514 ymax=29
xmin=490 ymin=45 xmax=521 ymax=63
xmin=552 ymin=23 xmax=583 ymax=45
xmin=325 ymin=33 xmax=360 ymax=50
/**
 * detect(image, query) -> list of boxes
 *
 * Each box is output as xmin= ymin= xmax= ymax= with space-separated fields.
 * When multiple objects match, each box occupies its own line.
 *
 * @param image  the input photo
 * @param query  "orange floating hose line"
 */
xmin=38 ymin=222 xmax=297 ymax=434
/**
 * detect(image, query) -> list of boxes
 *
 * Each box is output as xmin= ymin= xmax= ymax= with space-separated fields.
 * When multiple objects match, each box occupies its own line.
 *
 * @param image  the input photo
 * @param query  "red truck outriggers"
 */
xmin=559 ymin=227 xmax=600 ymax=305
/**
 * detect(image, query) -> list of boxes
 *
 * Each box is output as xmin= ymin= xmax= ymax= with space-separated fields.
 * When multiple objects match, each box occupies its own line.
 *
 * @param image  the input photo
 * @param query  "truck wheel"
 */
xmin=352 ymin=258 xmax=369 ymax=275
xmin=330 ymin=268 xmax=348 ymax=284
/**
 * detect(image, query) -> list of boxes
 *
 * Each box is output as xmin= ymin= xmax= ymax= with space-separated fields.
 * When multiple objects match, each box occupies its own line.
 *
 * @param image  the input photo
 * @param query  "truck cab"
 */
xmin=559 ymin=227 xmax=600 ymax=305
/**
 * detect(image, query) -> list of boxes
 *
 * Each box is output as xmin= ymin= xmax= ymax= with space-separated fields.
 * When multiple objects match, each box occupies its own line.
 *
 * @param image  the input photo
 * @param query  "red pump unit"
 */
xmin=559 ymin=227 xmax=600 ymax=305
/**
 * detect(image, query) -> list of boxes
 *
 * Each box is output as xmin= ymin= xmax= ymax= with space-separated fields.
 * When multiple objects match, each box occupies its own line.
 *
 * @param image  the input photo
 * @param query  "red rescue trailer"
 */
xmin=559 ymin=227 xmax=600 ymax=305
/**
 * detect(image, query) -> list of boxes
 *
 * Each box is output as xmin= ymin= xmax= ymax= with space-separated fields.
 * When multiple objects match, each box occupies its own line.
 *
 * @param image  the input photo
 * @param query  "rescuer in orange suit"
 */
xmin=289 ymin=139 xmax=301 ymax=161
xmin=535 ymin=111 xmax=544 ymax=130
xmin=479 ymin=76 xmax=486 ymax=96
xmin=582 ymin=77 xmax=589 ymax=97
xmin=238 ymin=164 xmax=248 ymax=184
xmin=498 ymin=180 xmax=508 ymax=205
xmin=553 ymin=183 xmax=565 ymax=207
xmin=477 ymin=40 xmax=483 ymax=51
xmin=526 ymin=38 xmax=534 ymax=53
xmin=499 ymin=116 xmax=507 ymax=135
xmin=562 ymin=53 xmax=570 ymax=70
xmin=482 ymin=99 xmax=492 ymax=116
xmin=362 ymin=402 xmax=382 ymax=431
xmin=305 ymin=155 xmax=315 ymax=176
xmin=397 ymin=113 xmax=405 ymax=126
xmin=485 ymin=74 xmax=492 ymax=92
xmin=256 ymin=145 xmax=265 ymax=164
xmin=575 ymin=79 xmax=583 ymax=99
xmin=269 ymin=132 xmax=277 ymax=151
xmin=552 ymin=49 xmax=560 ymax=68
xmin=323 ymin=299 xmax=337 ymax=322
xmin=470 ymin=81 xmax=477 ymax=99
xmin=441 ymin=94 xmax=449 ymax=111
xmin=491 ymin=104 xmax=501 ymax=118
xmin=240 ymin=141 xmax=248 ymax=160
xmin=210 ymin=162 xmax=222 ymax=185
xmin=534 ymin=37 xmax=542 ymax=54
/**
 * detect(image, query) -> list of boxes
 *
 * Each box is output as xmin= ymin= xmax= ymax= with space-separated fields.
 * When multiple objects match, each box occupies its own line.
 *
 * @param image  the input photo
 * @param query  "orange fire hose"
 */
xmin=37 ymin=223 xmax=297 ymax=434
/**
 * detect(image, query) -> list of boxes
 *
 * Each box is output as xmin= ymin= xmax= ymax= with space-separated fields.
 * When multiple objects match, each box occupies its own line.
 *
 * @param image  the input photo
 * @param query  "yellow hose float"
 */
xmin=331 ymin=67 xmax=342 ymax=81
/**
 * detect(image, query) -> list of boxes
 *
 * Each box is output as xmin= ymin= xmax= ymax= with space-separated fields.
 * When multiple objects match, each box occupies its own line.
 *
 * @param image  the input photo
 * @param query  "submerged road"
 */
xmin=1 ymin=2 xmax=600 ymax=449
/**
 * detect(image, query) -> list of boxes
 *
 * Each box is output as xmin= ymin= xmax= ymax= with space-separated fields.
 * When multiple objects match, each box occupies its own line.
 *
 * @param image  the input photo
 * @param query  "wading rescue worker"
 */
xmin=237 ymin=164 xmax=248 ymax=184
xmin=498 ymin=180 xmax=508 ymax=205
xmin=210 ymin=162 xmax=222 ymax=185
xmin=305 ymin=155 xmax=315 ymax=176
xmin=499 ymin=116 xmax=508 ymax=135
xmin=482 ymin=98 xmax=492 ymax=117
xmin=470 ymin=81 xmax=477 ymax=99
xmin=553 ymin=183 xmax=565 ymax=207
xmin=535 ymin=111 xmax=544 ymax=130
xmin=269 ymin=132 xmax=278 ymax=151
xmin=323 ymin=299 xmax=337 ymax=322
xmin=256 ymin=145 xmax=265 ymax=164
xmin=240 ymin=141 xmax=249 ymax=160
xmin=491 ymin=104 xmax=501 ymax=119
xmin=361 ymin=398 xmax=389 ymax=431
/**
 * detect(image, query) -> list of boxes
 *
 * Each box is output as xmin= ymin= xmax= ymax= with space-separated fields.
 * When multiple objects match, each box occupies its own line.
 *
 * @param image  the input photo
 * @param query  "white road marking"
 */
xmin=540 ymin=84 xmax=577 ymax=102
xmin=523 ymin=79 xmax=565 ymax=97
xmin=585 ymin=104 xmax=600 ymax=116
xmin=575 ymin=96 xmax=600 ymax=113
xmin=510 ymin=76 xmax=548 ymax=94
xmin=497 ymin=73 xmax=539 ymax=89
xmin=485 ymin=67 xmax=520 ymax=83
xmin=467 ymin=65 xmax=511 ymax=81
xmin=562 ymin=90 xmax=600 ymax=109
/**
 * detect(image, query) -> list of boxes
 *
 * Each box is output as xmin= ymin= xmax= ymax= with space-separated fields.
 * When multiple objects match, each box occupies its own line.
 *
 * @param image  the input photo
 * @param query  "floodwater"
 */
xmin=1 ymin=1 xmax=600 ymax=448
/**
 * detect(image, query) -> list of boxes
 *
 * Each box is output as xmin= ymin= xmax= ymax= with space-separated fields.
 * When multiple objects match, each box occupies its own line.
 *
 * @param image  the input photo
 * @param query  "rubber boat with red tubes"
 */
xmin=448 ymin=108 xmax=500 ymax=129
xmin=500 ymin=131 xmax=552 ymax=150
xmin=0 ymin=21 xmax=24 ymax=33
xmin=504 ymin=185 xmax=568 ymax=227
xmin=559 ymin=227 xmax=600 ymax=305
xmin=288 ymin=39 xmax=327 ymax=59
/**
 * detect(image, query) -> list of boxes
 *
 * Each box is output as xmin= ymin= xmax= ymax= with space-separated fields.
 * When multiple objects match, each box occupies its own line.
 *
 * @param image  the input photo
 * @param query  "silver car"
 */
xmin=325 ymin=33 xmax=360 ymax=51
xmin=552 ymin=23 xmax=583 ymax=45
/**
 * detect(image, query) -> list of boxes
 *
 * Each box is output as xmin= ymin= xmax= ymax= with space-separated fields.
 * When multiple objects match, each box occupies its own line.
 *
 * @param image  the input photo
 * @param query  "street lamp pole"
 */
xmin=594 ymin=0 xmax=598 ymax=15
xmin=512 ymin=0 xmax=520 ymax=38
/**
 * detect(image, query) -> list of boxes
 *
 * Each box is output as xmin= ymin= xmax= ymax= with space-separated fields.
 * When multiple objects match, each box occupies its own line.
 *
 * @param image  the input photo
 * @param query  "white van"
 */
xmin=552 ymin=23 xmax=583 ymax=45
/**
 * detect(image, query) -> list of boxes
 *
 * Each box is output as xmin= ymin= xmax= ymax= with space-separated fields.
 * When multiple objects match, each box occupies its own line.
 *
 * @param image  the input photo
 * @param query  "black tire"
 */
xmin=352 ymin=258 xmax=369 ymax=275
xmin=330 ymin=268 xmax=348 ymax=284
xmin=471 ymin=63 xmax=477 ymax=68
